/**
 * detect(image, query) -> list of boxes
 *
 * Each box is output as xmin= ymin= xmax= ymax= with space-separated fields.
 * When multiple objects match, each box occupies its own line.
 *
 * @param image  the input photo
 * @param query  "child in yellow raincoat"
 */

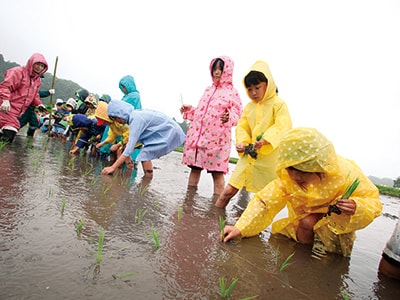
xmin=94 ymin=101 xmax=141 ymax=168
xmin=215 ymin=60 xmax=292 ymax=208
xmin=222 ymin=127 xmax=382 ymax=256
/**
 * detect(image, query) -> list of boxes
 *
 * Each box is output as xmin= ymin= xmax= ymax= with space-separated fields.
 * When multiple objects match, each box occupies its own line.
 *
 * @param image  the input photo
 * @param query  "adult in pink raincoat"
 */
xmin=180 ymin=56 xmax=242 ymax=195
xmin=0 ymin=53 xmax=48 ymax=143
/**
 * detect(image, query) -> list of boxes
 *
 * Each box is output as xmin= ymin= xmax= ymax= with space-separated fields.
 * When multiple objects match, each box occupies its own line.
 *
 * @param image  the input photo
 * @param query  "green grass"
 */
xmin=376 ymin=184 xmax=400 ymax=198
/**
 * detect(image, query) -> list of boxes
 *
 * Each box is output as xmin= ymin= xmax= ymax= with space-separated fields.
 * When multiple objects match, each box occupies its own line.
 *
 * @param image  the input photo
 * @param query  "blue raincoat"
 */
xmin=107 ymin=100 xmax=185 ymax=161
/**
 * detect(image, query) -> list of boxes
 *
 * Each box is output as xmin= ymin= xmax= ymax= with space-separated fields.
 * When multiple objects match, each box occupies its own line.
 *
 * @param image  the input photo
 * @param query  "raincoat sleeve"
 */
xmin=235 ymin=180 xmax=288 ymax=237
xmin=31 ymin=93 xmax=43 ymax=107
xmin=122 ymin=116 xmax=146 ymax=157
xmin=224 ymin=91 xmax=242 ymax=128
xmin=103 ymin=127 xmax=118 ymax=144
xmin=183 ymin=106 xmax=196 ymax=121
xmin=260 ymin=100 xmax=292 ymax=155
xmin=0 ymin=68 xmax=23 ymax=100
xmin=122 ymin=126 xmax=130 ymax=144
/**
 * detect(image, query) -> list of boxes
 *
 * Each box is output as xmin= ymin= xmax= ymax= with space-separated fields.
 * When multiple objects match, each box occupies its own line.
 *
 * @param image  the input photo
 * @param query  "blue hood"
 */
xmin=108 ymin=100 xmax=135 ymax=124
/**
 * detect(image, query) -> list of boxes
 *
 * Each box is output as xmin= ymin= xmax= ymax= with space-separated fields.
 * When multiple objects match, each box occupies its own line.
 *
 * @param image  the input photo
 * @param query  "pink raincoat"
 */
xmin=0 ymin=53 xmax=48 ymax=130
xmin=182 ymin=56 xmax=242 ymax=173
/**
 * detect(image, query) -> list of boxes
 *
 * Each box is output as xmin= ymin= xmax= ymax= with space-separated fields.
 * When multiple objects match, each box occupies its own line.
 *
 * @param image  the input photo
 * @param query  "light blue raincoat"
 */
xmin=107 ymin=100 xmax=185 ymax=161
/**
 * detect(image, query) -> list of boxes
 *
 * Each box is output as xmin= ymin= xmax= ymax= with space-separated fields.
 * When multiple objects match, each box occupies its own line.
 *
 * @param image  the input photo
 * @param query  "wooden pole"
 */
xmin=48 ymin=56 xmax=58 ymax=137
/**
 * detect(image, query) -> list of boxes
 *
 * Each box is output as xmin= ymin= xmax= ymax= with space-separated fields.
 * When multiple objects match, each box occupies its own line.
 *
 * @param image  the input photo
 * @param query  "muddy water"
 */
xmin=0 ymin=133 xmax=399 ymax=300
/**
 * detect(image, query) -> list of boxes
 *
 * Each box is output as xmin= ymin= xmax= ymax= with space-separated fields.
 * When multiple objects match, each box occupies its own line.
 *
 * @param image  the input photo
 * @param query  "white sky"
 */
xmin=1 ymin=0 xmax=399 ymax=179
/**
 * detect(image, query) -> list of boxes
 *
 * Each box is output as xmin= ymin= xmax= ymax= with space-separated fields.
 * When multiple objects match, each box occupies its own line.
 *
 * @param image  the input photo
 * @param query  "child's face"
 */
xmin=33 ymin=62 xmax=46 ymax=75
xmin=246 ymin=82 xmax=267 ymax=102
xmin=111 ymin=117 xmax=126 ymax=124
xmin=66 ymin=105 xmax=73 ymax=112
xmin=287 ymin=167 xmax=320 ymax=189
xmin=212 ymin=61 xmax=223 ymax=82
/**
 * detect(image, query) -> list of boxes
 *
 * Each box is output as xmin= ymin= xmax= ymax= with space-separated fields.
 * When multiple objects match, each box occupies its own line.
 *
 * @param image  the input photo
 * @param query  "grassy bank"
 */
xmin=376 ymin=185 xmax=400 ymax=198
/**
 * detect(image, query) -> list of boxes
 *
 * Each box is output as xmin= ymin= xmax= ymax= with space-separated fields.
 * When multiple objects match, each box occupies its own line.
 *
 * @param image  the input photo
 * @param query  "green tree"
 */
xmin=393 ymin=177 xmax=400 ymax=188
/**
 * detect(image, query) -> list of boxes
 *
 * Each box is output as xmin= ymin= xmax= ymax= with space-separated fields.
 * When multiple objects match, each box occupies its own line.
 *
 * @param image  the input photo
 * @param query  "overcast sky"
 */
xmin=1 ymin=0 xmax=399 ymax=179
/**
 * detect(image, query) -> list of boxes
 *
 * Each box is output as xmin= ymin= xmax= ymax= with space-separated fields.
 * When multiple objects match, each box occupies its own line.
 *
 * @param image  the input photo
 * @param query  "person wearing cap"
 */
xmin=75 ymin=89 xmax=90 ymax=115
xmin=99 ymin=94 xmax=111 ymax=104
xmin=65 ymin=98 xmax=78 ymax=113
xmin=83 ymin=94 xmax=98 ymax=118
xmin=221 ymin=127 xmax=382 ymax=257
xmin=0 ymin=53 xmax=49 ymax=143
xmin=101 ymin=100 xmax=186 ymax=178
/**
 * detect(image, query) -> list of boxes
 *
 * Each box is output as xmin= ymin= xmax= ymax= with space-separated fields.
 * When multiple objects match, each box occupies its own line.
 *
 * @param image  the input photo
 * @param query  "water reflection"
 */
xmin=0 ymin=135 xmax=400 ymax=299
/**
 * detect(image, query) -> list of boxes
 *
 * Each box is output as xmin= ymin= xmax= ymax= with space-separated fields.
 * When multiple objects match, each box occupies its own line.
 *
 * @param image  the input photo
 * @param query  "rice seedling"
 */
xmin=279 ymin=252 xmax=295 ymax=272
xmin=177 ymin=206 xmax=183 ymax=222
xmin=60 ymin=199 xmax=67 ymax=215
xmin=152 ymin=226 xmax=160 ymax=248
xmin=75 ymin=220 xmax=85 ymax=234
xmin=68 ymin=156 xmax=76 ymax=168
xmin=41 ymin=169 xmax=46 ymax=183
xmin=135 ymin=208 xmax=147 ymax=224
xmin=102 ymin=184 xmax=111 ymax=195
xmin=112 ymin=273 xmax=138 ymax=279
xmin=219 ymin=277 xmax=238 ymax=298
xmin=47 ymin=186 xmax=53 ymax=197
xmin=82 ymin=166 xmax=94 ymax=177
xmin=137 ymin=183 xmax=149 ymax=196
xmin=154 ymin=199 xmax=160 ymax=209
xmin=0 ymin=140 xmax=9 ymax=151
xmin=239 ymin=296 xmax=259 ymax=299
xmin=151 ymin=226 xmax=160 ymax=249
xmin=91 ymin=176 xmax=97 ymax=185
xmin=219 ymin=216 xmax=226 ymax=240
xmin=342 ymin=178 xmax=360 ymax=199
xmin=96 ymin=230 xmax=105 ymax=264
xmin=327 ymin=178 xmax=360 ymax=216
xmin=341 ymin=288 xmax=350 ymax=300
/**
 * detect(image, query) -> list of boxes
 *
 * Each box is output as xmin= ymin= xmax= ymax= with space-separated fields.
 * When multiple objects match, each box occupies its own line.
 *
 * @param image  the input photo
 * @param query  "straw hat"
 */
xmin=95 ymin=101 xmax=112 ymax=126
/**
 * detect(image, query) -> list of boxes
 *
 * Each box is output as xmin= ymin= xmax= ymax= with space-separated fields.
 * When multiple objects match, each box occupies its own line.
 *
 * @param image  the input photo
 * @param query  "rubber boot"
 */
xmin=27 ymin=127 xmax=36 ymax=137
xmin=0 ymin=129 xmax=17 ymax=143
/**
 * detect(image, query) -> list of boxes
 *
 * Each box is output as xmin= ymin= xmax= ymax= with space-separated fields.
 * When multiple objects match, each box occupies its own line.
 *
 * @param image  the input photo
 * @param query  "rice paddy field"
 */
xmin=0 ymin=133 xmax=399 ymax=300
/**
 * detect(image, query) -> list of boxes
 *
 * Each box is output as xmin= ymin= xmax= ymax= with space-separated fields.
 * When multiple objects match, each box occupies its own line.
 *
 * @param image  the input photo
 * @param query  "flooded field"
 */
xmin=0 ymin=133 xmax=399 ymax=300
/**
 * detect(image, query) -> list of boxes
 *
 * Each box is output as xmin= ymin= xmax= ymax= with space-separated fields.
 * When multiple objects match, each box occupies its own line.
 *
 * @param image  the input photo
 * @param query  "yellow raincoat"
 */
xmin=228 ymin=60 xmax=292 ymax=192
xmin=235 ymin=127 xmax=382 ymax=256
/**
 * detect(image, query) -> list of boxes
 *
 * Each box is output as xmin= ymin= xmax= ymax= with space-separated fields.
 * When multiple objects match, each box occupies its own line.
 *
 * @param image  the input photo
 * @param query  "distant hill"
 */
xmin=0 ymin=54 xmax=88 ymax=105
xmin=368 ymin=176 xmax=394 ymax=187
